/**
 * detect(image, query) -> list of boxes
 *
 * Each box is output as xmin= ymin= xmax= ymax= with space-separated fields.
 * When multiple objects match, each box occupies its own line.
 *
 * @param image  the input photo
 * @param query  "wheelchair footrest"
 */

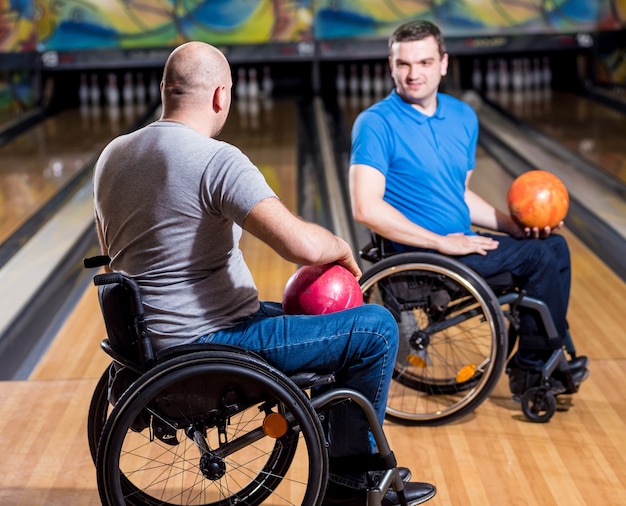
xmin=329 ymin=452 xmax=398 ymax=474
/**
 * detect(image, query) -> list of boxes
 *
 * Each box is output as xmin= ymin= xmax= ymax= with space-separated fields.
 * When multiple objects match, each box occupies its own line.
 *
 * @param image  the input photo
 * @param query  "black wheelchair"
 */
xmin=84 ymin=256 xmax=428 ymax=506
xmin=358 ymin=234 xmax=583 ymax=425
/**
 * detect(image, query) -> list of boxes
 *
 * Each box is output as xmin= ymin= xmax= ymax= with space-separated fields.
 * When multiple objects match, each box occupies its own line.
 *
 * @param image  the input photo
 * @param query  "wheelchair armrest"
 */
xmin=290 ymin=371 xmax=335 ymax=389
xmin=101 ymin=339 xmax=146 ymax=375
xmin=84 ymin=255 xmax=111 ymax=269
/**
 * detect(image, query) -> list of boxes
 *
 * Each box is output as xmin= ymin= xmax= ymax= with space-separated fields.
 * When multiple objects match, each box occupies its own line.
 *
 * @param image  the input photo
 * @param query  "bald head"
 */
xmin=160 ymin=42 xmax=233 ymax=135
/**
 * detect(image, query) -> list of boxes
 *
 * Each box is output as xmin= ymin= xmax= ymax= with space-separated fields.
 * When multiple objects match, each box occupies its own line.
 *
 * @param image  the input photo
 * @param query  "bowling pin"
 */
xmin=472 ymin=59 xmax=482 ymax=91
xmin=261 ymin=66 xmax=273 ymax=98
xmin=485 ymin=59 xmax=497 ymax=95
xmin=105 ymin=73 xmax=119 ymax=107
xmin=79 ymin=73 xmax=89 ymax=106
xmin=107 ymin=101 xmax=121 ymax=132
xmin=373 ymin=63 xmax=384 ymax=98
xmin=90 ymin=73 xmax=101 ymax=106
xmin=523 ymin=58 xmax=534 ymax=90
xmin=542 ymin=56 xmax=552 ymax=88
xmin=123 ymin=72 xmax=134 ymax=105
xmin=511 ymin=59 xmax=523 ymax=92
xmin=135 ymin=73 xmax=146 ymax=104
xmin=533 ymin=58 xmax=542 ymax=88
xmin=336 ymin=63 xmax=346 ymax=95
xmin=236 ymin=67 xmax=247 ymax=100
xmin=498 ymin=59 xmax=509 ymax=92
xmin=349 ymin=64 xmax=359 ymax=96
xmin=247 ymin=67 xmax=260 ymax=100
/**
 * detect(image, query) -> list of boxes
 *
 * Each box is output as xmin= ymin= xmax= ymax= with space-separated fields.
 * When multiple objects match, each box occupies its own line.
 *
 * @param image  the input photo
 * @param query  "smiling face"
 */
xmin=389 ymin=36 xmax=448 ymax=114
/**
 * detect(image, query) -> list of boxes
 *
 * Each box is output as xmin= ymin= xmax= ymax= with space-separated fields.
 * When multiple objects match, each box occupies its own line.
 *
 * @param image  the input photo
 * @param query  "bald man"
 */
xmin=93 ymin=42 xmax=436 ymax=505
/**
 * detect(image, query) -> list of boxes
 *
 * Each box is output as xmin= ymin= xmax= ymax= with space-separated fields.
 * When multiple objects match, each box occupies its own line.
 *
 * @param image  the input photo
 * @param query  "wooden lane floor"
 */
xmin=487 ymin=89 xmax=626 ymax=186
xmin=2 ymin=96 xmax=626 ymax=504
xmin=0 ymin=103 xmax=150 ymax=247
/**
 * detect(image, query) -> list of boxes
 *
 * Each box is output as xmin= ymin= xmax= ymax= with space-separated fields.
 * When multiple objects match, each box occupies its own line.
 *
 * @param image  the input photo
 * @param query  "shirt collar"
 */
xmin=392 ymin=89 xmax=446 ymax=121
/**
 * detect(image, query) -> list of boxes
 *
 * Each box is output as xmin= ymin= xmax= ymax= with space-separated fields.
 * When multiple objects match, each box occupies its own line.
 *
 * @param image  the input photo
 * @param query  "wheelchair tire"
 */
xmin=360 ymin=252 xmax=508 ymax=426
xmin=521 ymin=387 xmax=556 ymax=423
xmin=88 ymin=367 xmax=111 ymax=463
xmin=96 ymin=350 xmax=328 ymax=506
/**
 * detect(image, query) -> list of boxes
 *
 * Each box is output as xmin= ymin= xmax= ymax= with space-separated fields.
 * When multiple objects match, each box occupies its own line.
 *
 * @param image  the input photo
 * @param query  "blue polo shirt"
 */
xmin=350 ymin=90 xmax=478 ymax=239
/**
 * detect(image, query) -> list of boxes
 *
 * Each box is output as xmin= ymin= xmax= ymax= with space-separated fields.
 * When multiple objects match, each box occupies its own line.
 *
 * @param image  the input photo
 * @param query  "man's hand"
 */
xmin=440 ymin=233 xmax=499 ymax=256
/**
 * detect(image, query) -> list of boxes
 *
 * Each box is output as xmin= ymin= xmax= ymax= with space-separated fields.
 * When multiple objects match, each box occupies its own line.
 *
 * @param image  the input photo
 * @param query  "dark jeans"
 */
xmin=394 ymin=233 xmax=571 ymax=359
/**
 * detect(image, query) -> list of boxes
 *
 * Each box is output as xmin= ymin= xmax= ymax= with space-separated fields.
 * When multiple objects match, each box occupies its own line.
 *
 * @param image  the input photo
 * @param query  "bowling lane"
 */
xmin=487 ymin=89 xmax=626 ymax=186
xmin=0 ymin=103 xmax=151 ymax=248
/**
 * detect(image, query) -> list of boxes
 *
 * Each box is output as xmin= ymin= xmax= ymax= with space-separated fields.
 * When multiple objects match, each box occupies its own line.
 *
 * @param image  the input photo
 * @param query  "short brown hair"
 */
xmin=388 ymin=20 xmax=446 ymax=57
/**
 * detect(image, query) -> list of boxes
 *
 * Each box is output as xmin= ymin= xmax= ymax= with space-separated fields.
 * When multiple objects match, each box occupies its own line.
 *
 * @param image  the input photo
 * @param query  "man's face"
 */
xmin=389 ymin=36 xmax=448 ymax=106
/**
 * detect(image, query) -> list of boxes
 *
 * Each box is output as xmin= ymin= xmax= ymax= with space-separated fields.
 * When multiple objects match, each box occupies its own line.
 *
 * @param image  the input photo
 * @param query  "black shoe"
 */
xmin=568 ymin=355 xmax=589 ymax=370
xmin=369 ymin=466 xmax=412 ymax=484
xmin=508 ymin=365 xmax=589 ymax=402
xmin=554 ymin=365 xmax=590 ymax=394
xmin=322 ymin=480 xmax=436 ymax=505
xmin=384 ymin=481 xmax=437 ymax=505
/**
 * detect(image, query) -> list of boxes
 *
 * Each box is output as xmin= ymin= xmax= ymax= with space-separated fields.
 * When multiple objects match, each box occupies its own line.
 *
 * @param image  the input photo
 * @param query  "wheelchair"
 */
xmin=84 ymin=256 xmax=426 ymax=506
xmin=358 ymin=234 xmax=582 ymax=425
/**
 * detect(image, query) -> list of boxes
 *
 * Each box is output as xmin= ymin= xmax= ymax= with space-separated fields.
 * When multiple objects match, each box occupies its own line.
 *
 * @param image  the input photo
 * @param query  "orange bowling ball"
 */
xmin=282 ymin=264 xmax=363 ymax=315
xmin=507 ymin=170 xmax=569 ymax=229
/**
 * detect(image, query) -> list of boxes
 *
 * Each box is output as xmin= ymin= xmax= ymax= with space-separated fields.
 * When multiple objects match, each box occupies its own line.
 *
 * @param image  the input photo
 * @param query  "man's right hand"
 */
xmin=440 ymin=233 xmax=499 ymax=256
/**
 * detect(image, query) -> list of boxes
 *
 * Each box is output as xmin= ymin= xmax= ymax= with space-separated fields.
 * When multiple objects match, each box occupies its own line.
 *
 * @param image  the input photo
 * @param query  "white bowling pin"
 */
xmin=79 ymin=73 xmax=89 ymax=106
xmin=261 ymin=66 xmax=273 ymax=98
xmin=373 ymin=63 xmax=384 ymax=98
xmin=472 ymin=59 xmax=482 ymax=91
xmin=349 ymin=64 xmax=359 ymax=96
xmin=105 ymin=73 xmax=119 ymax=107
xmin=122 ymin=72 xmax=134 ymax=105
xmin=247 ymin=67 xmax=260 ymax=100
xmin=236 ymin=67 xmax=247 ymax=100
xmin=135 ymin=73 xmax=146 ymax=104
xmin=336 ymin=63 xmax=346 ymax=95
xmin=90 ymin=73 xmax=100 ymax=106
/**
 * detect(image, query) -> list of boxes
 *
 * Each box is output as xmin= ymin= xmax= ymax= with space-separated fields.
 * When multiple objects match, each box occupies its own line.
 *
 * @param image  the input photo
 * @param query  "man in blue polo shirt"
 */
xmin=349 ymin=20 xmax=588 ymax=400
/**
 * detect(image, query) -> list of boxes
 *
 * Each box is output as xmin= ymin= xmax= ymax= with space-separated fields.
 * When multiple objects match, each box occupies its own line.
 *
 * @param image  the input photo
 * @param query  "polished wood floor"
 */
xmin=1 ymin=96 xmax=626 ymax=505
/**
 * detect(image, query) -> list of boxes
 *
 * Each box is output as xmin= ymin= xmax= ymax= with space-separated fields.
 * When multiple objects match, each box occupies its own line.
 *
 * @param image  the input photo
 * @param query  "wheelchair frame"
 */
xmin=84 ymin=256 xmax=417 ymax=506
xmin=358 ymin=235 xmax=579 ymax=424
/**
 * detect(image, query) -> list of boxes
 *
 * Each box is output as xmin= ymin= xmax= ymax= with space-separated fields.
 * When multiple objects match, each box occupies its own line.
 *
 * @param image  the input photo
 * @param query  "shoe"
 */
xmin=322 ymin=480 xmax=436 ymax=505
xmin=508 ymin=365 xmax=589 ymax=402
xmin=370 ymin=466 xmax=412 ymax=484
xmin=384 ymin=481 xmax=437 ymax=505
xmin=568 ymin=355 xmax=589 ymax=370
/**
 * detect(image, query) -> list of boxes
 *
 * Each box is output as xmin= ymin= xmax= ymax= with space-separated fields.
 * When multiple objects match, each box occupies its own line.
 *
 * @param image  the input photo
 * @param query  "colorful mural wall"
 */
xmin=313 ymin=0 xmax=626 ymax=40
xmin=0 ymin=0 xmax=625 ymax=119
xmin=0 ymin=0 xmax=624 ymax=55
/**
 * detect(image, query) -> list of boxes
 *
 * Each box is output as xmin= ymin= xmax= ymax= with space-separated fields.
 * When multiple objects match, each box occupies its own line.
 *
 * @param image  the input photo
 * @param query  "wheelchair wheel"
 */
xmin=88 ymin=367 xmax=111 ymax=463
xmin=360 ymin=252 xmax=508 ymax=426
xmin=96 ymin=350 xmax=328 ymax=505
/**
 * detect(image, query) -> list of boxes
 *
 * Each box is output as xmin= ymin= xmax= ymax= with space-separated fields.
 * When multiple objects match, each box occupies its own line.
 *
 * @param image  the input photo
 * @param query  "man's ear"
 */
xmin=213 ymin=86 xmax=226 ymax=112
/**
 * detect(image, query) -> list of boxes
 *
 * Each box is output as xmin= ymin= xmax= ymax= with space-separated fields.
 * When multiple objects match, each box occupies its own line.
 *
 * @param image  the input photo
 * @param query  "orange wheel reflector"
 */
xmin=263 ymin=412 xmax=289 ymax=438
xmin=456 ymin=364 xmax=476 ymax=383
xmin=408 ymin=354 xmax=428 ymax=368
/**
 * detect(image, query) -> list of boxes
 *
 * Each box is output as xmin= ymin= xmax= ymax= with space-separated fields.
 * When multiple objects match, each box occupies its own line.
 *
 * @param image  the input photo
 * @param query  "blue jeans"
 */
xmin=395 ymin=233 xmax=571 ymax=358
xmin=197 ymin=302 xmax=399 ymax=489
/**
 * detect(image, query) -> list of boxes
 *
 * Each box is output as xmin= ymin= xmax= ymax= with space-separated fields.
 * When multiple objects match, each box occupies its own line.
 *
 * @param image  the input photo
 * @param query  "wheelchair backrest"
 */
xmin=98 ymin=282 xmax=141 ymax=364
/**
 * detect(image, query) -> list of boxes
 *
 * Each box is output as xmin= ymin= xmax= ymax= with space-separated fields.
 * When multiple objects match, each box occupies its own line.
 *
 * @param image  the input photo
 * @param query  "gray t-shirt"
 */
xmin=93 ymin=121 xmax=277 ymax=351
